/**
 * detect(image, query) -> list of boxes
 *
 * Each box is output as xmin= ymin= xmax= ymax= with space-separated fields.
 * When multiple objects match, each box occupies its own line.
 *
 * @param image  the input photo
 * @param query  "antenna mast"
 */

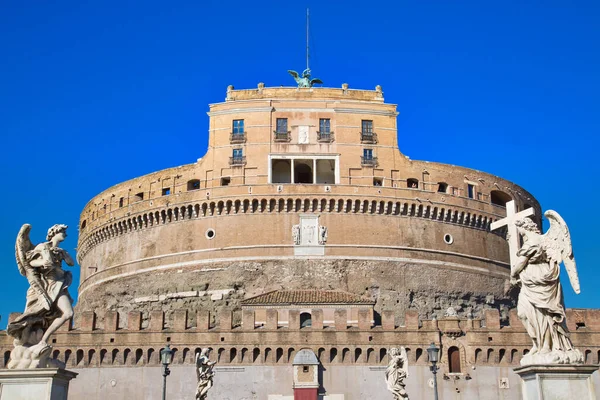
xmin=306 ymin=8 xmax=310 ymax=71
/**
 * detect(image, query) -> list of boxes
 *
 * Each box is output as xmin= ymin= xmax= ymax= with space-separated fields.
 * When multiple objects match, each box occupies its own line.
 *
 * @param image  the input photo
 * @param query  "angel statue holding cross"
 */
xmin=493 ymin=203 xmax=583 ymax=366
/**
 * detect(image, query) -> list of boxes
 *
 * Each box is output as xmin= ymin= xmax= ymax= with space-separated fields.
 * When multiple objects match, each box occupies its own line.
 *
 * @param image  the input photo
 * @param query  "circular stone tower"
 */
xmin=76 ymin=84 xmax=540 ymax=324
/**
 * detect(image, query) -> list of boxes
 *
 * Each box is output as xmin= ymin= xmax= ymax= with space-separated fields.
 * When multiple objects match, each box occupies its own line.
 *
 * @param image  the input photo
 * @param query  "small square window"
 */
xmin=467 ymin=184 xmax=475 ymax=199
xmin=319 ymin=118 xmax=331 ymax=133
xmin=303 ymin=366 xmax=309 ymax=373
xmin=233 ymin=119 xmax=244 ymax=134
xmin=362 ymin=120 xmax=373 ymax=134
xmin=162 ymin=188 xmax=171 ymax=196
xmin=233 ymin=148 xmax=243 ymax=158
xmin=363 ymin=149 xmax=373 ymax=159
xmin=221 ymin=177 xmax=231 ymax=186
xmin=276 ymin=118 xmax=288 ymax=133
xmin=373 ymin=178 xmax=383 ymax=186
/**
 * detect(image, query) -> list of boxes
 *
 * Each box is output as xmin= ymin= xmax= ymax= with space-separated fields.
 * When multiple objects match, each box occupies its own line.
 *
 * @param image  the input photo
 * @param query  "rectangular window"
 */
xmin=363 ymin=149 xmax=373 ymax=160
xmin=233 ymin=148 xmax=243 ymax=158
xmin=319 ymin=118 xmax=331 ymax=133
xmin=221 ymin=177 xmax=231 ymax=186
xmin=232 ymin=119 xmax=244 ymax=134
xmin=276 ymin=118 xmax=288 ymax=133
xmin=362 ymin=120 xmax=373 ymax=134
xmin=467 ymin=184 xmax=474 ymax=199
xmin=119 ymin=197 xmax=124 ymax=207
xmin=162 ymin=188 xmax=171 ymax=196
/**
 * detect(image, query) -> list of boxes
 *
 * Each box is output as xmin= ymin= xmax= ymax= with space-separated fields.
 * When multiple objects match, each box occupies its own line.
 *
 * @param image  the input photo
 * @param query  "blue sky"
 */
xmin=1 ymin=1 xmax=599 ymax=324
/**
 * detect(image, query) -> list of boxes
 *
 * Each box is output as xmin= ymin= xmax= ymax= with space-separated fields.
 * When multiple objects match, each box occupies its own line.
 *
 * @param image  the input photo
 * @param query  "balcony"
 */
xmin=360 ymin=132 xmax=378 ymax=144
xmin=229 ymin=156 xmax=246 ymax=166
xmin=317 ymin=131 xmax=335 ymax=143
xmin=230 ymin=132 xmax=246 ymax=144
xmin=361 ymin=156 xmax=378 ymax=167
xmin=274 ymin=131 xmax=291 ymax=142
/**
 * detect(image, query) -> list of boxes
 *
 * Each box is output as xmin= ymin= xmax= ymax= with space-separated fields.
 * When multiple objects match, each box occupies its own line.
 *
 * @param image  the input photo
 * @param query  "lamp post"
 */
xmin=160 ymin=344 xmax=174 ymax=400
xmin=427 ymin=342 xmax=440 ymax=400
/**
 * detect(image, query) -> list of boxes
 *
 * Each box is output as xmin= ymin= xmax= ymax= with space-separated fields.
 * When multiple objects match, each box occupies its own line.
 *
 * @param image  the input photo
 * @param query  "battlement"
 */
xmin=2 ymin=308 xmax=599 ymax=370
xmin=222 ymin=84 xmax=386 ymax=103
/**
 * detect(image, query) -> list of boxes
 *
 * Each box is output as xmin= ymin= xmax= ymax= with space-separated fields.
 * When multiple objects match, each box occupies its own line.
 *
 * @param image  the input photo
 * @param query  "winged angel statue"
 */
xmin=6 ymin=224 xmax=75 ymax=369
xmin=195 ymin=348 xmax=216 ymax=400
xmin=288 ymin=68 xmax=323 ymax=88
xmin=512 ymin=211 xmax=583 ymax=365
xmin=385 ymin=347 xmax=409 ymax=399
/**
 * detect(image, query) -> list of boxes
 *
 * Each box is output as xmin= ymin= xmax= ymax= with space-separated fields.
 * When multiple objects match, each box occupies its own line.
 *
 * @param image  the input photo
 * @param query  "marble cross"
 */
xmin=490 ymin=200 xmax=535 ymax=268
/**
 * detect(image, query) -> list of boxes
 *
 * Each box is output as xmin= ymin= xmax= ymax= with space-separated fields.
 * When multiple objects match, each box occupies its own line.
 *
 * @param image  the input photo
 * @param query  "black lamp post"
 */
xmin=427 ymin=342 xmax=440 ymax=400
xmin=160 ymin=344 xmax=174 ymax=400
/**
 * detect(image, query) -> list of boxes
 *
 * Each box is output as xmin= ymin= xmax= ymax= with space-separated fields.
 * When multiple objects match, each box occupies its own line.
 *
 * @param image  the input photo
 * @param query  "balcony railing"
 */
xmin=230 ymin=132 xmax=246 ymax=143
xmin=360 ymin=132 xmax=378 ymax=144
xmin=273 ymin=131 xmax=291 ymax=142
xmin=229 ymin=156 xmax=246 ymax=166
xmin=317 ymin=131 xmax=335 ymax=143
xmin=361 ymin=156 xmax=378 ymax=167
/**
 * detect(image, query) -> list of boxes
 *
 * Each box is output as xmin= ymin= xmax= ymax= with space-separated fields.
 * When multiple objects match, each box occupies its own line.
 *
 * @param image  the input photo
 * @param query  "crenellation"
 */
xmin=334 ymin=309 xmax=348 ymax=330
xmin=127 ymin=311 xmax=142 ymax=331
xmin=149 ymin=310 xmax=164 ymax=331
xmin=382 ymin=310 xmax=395 ymax=330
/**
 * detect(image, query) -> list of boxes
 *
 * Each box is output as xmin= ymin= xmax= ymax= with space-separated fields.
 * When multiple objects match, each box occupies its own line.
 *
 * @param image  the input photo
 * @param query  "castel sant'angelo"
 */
xmin=2 ymin=76 xmax=599 ymax=399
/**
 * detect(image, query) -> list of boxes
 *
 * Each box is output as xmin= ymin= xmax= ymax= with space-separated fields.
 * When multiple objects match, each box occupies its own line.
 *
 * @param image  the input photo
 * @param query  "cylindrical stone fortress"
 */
xmin=76 ymin=85 xmax=540 ymax=324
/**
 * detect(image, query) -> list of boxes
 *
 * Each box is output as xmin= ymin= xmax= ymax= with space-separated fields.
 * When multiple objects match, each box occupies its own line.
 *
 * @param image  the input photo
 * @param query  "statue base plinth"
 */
xmin=514 ymin=364 xmax=598 ymax=400
xmin=0 ymin=368 xmax=77 ymax=400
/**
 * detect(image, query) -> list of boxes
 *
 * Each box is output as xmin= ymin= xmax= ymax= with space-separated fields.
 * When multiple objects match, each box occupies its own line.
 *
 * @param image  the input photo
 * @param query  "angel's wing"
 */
xmin=543 ymin=210 xmax=580 ymax=294
xmin=15 ymin=224 xmax=34 ymax=277
xmin=310 ymin=78 xmax=323 ymax=85
xmin=287 ymin=70 xmax=299 ymax=79
xmin=400 ymin=346 xmax=408 ymax=371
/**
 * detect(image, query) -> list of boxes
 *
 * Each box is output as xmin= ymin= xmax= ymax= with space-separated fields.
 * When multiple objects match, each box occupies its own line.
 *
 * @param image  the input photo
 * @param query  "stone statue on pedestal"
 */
xmin=195 ymin=348 xmax=216 ymax=400
xmin=7 ymin=224 xmax=75 ymax=369
xmin=511 ymin=211 xmax=583 ymax=365
xmin=385 ymin=347 xmax=409 ymax=399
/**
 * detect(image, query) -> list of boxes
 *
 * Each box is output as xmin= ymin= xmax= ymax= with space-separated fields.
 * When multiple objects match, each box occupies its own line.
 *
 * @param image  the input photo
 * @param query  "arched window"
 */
xmin=448 ymin=347 xmax=461 ymax=373
xmin=407 ymin=178 xmax=419 ymax=189
xmin=187 ymin=179 xmax=200 ymax=191
xmin=300 ymin=312 xmax=312 ymax=328
xmin=490 ymin=190 xmax=511 ymax=207
xmin=437 ymin=182 xmax=448 ymax=193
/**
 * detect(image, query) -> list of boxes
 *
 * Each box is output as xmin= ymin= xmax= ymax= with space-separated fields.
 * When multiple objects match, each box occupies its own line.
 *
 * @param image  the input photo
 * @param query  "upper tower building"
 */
xmin=76 ymin=83 xmax=540 ymax=324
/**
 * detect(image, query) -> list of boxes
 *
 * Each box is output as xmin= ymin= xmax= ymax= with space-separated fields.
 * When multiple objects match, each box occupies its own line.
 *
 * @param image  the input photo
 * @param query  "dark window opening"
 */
xmin=81 ymin=220 xmax=87 ymax=230
xmin=276 ymin=118 xmax=288 ymax=133
xmin=373 ymin=178 xmax=383 ymax=186
xmin=294 ymin=162 xmax=313 ymax=184
xmin=187 ymin=179 xmax=200 ymax=191
xmin=221 ymin=177 xmax=231 ymax=186
xmin=576 ymin=322 xmax=586 ymax=330
xmin=438 ymin=182 xmax=448 ymax=193
xmin=119 ymin=197 xmax=124 ymax=207
xmin=490 ymin=190 xmax=511 ymax=207
xmin=232 ymin=119 xmax=244 ymax=134
xmin=133 ymin=192 xmax=144 ymax=202
xmin=467 ymin=184 xmax=475 ymax=199
xmin=302 ymin=365 xmax=309 ymax=373
xmin=162 ymin=188 xmax=171 ymax=196
xmin=300 ymin=312 xmax=312 ymax=328
xmin=407 ymin=178 xmax=419 ymax=189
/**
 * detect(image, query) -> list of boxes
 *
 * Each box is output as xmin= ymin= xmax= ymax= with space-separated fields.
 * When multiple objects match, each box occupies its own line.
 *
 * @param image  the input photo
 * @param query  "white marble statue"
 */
xmin=385 ymin=347 xmax=409 ymax=399
xmin=319 ymin=225 xmax=328 ymax=245
xmin=292 ymin=224 xmax=300 ymax=245
xmin=7 ymin=224 xmax=75 ymax=369
xmin=511 ymin=212 xmax=583 ymax=365
xmin=195 ymin=348 xmax=216 ymax=400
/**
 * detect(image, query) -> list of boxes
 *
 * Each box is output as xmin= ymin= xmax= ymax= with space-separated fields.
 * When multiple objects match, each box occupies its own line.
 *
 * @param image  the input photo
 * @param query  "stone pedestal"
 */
xmin=0 ymin=368 xmax=78 ymax=400
xmin=514 ymin=364 xmax=598 ymax=400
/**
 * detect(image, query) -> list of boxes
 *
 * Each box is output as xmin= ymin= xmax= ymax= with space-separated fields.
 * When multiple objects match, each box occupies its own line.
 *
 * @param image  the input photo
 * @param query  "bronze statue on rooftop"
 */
xmin=288 ymin=68 xmax=323 ymax=88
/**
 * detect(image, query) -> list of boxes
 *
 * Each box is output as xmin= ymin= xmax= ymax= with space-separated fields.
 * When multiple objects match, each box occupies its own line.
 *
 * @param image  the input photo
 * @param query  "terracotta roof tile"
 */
xmin=241 ymin=290 xmax=374 ymax=306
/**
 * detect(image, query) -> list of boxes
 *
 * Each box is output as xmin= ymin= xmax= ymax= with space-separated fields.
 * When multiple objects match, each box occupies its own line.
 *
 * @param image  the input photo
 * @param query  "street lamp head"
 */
xmin=427 ymin=342 xmax=440 ymax=364
xmin=161 ymin=344 xmax=174 ymax=366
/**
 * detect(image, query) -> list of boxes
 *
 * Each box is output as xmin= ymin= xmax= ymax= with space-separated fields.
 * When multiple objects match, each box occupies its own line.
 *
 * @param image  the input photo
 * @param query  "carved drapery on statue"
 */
xmin=494 ymin=207 xmax=583 ymax=366
xmin=6 ymin=224 xmax=75 ymax=369
xmin=195 ymin=348 xmax=216 ymax=400
xmin=385 ymin=347 xmax=409 ymax=399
